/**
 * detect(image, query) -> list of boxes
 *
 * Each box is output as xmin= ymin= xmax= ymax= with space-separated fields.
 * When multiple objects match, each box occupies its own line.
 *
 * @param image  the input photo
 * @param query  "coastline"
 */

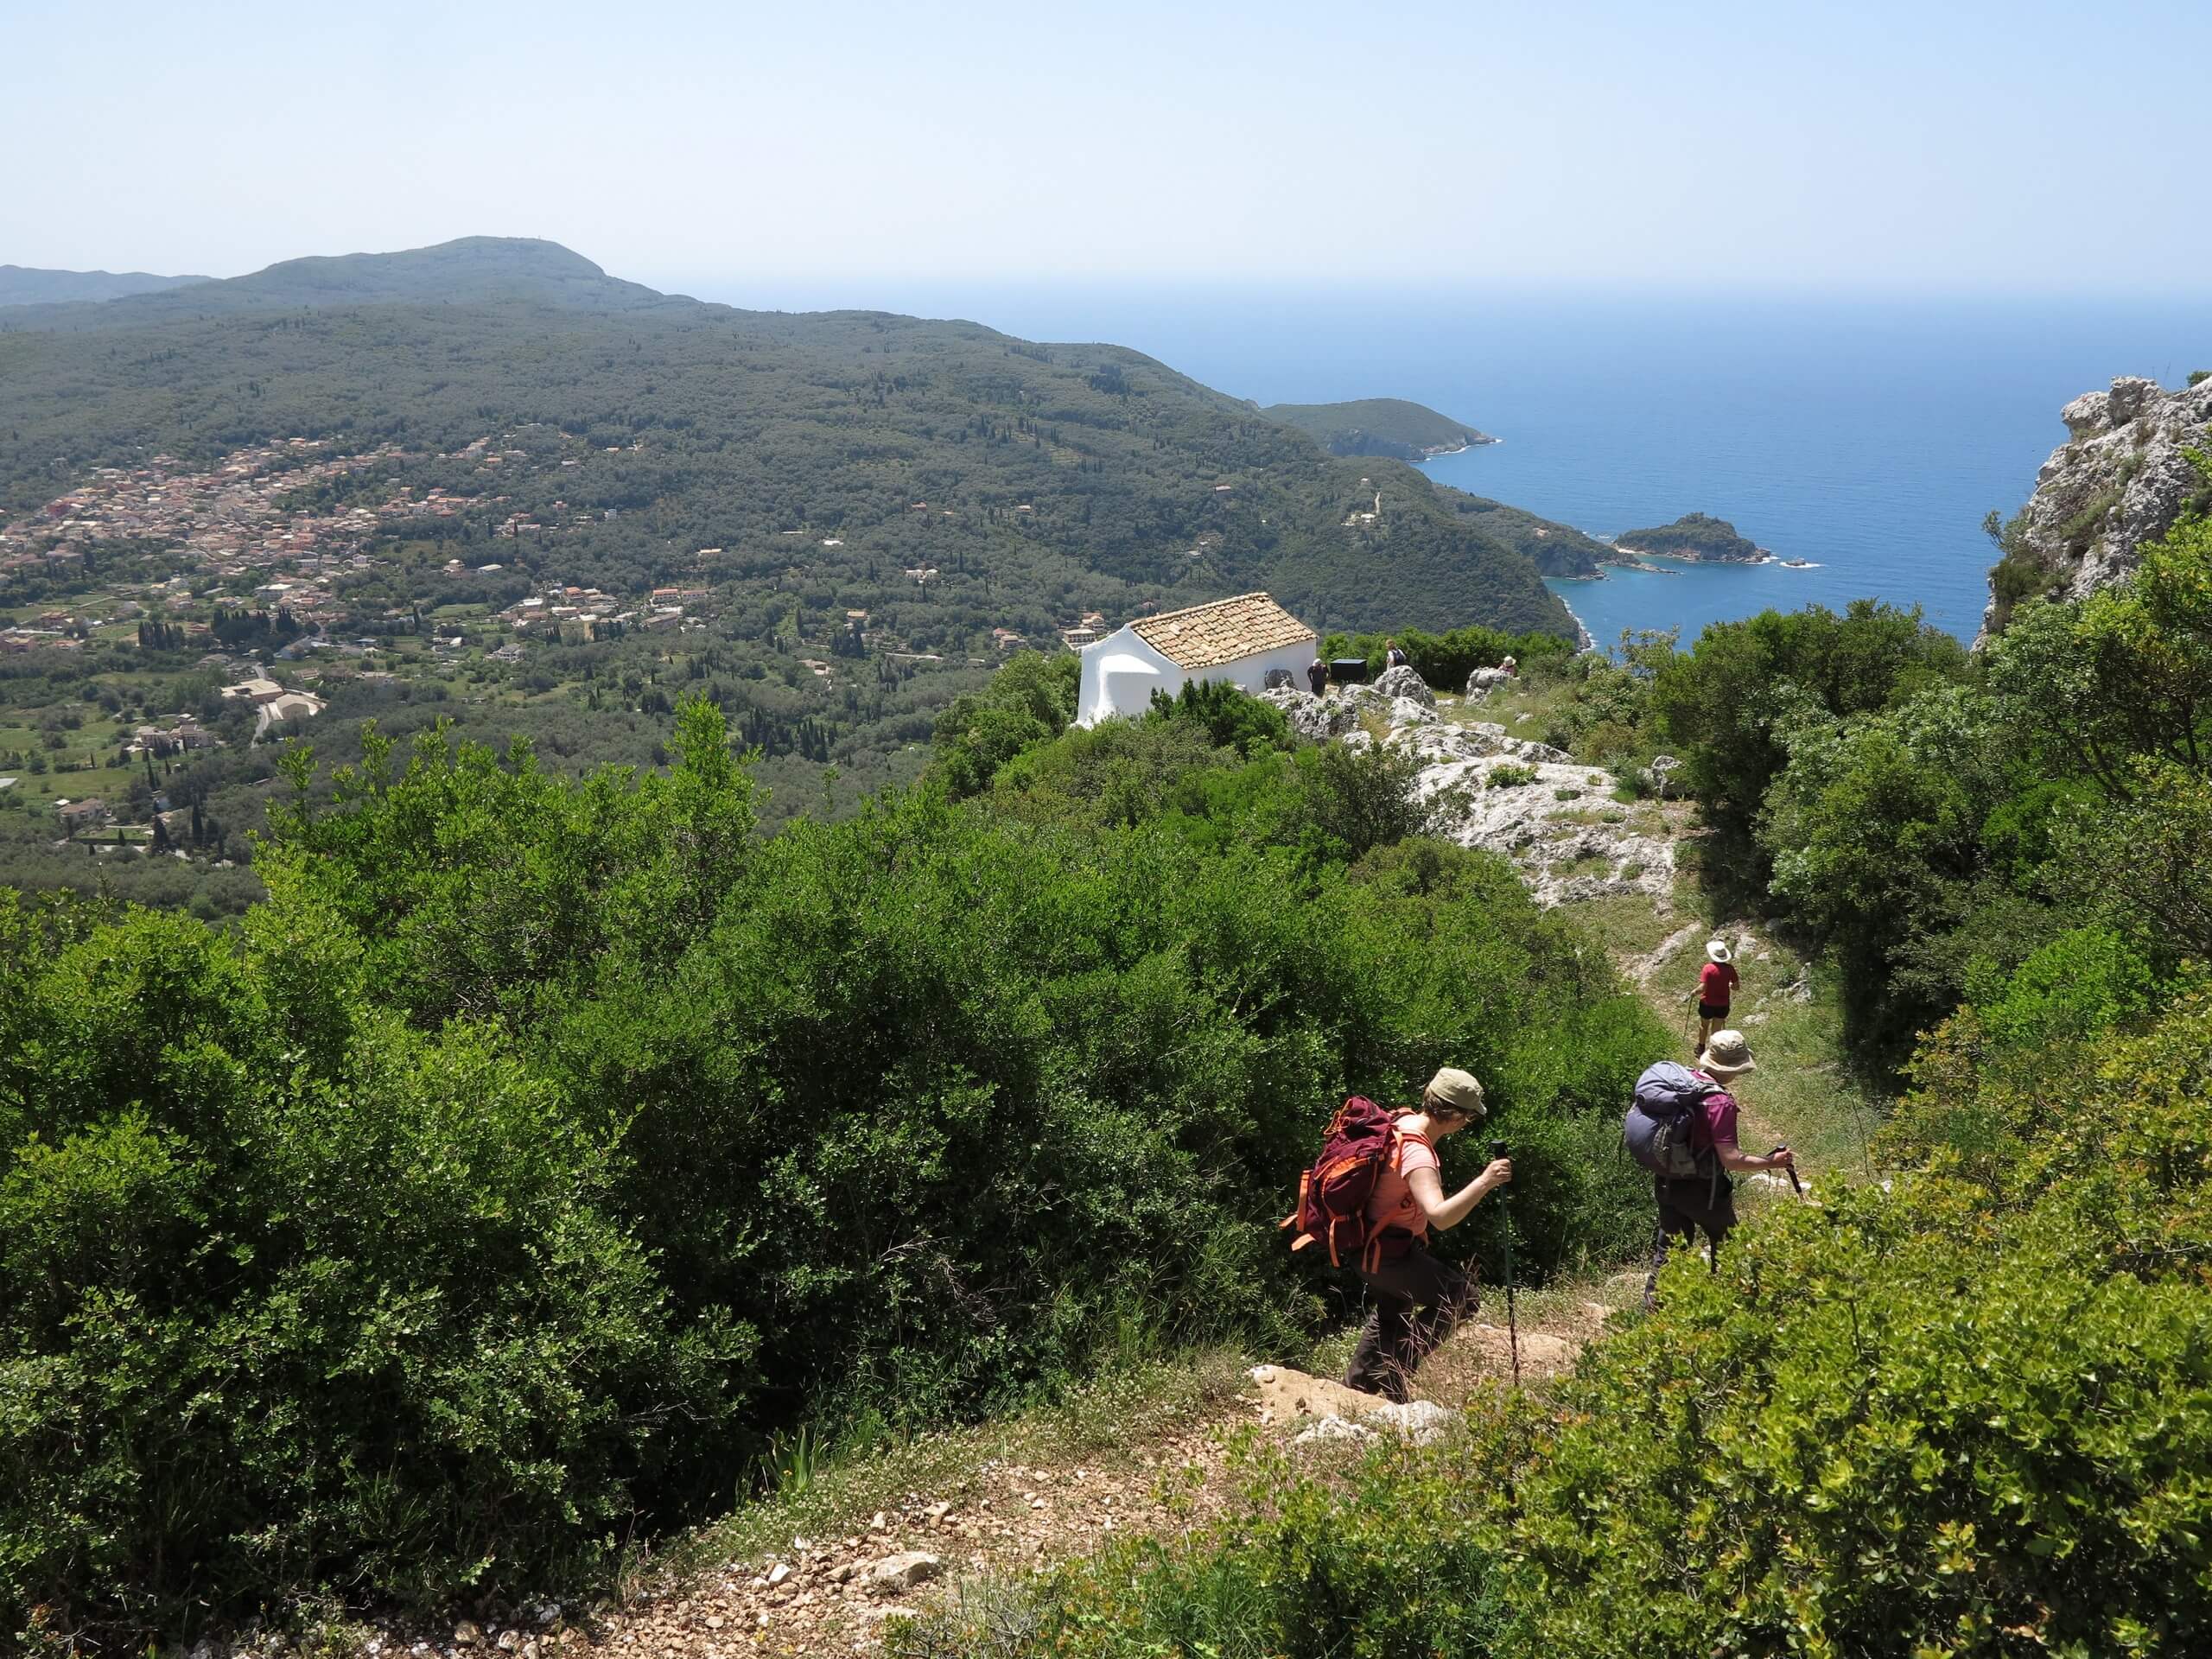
xmin=1553 ymin=590 xmax=1596 ymax=652
xmin=1613 ymin=542 xmax=1776 ymax=568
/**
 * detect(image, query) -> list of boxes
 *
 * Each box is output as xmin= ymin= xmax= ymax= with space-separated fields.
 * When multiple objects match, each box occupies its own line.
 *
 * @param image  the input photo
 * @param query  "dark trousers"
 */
xmin=1343 ymin=1243 xmax=1477 ymax=1402
xmin=1644 ymin=1174 xmax=1736 ymax=1310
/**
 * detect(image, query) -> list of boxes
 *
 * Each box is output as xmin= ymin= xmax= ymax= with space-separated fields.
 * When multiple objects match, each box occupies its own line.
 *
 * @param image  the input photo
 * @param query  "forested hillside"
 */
xmin=0 ymin=237 xmax=1605 ymax=915
xmin=0 ymin=238 xmax=1573 ymax=639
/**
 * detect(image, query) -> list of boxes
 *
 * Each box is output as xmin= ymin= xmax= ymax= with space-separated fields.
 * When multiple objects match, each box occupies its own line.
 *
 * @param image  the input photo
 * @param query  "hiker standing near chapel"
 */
xmin=1626 ymin=1031 xmax=1792 ymax=1311
xmin=1285 ymin=1069 xmax=1512 ymax=1402
xmin=1695 ymin=938 xmax=1739 ymax=1051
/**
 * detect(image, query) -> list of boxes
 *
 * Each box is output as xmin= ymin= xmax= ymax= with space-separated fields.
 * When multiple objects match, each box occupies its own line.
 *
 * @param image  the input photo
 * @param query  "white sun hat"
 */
xmin=1707 ymin=938 xmax=1732 ymax=964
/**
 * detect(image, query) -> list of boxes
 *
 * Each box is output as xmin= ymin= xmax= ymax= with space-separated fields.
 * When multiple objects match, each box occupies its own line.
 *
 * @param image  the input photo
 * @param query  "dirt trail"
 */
xmin=414 ymin=1297 xmax=1611 ymax=1659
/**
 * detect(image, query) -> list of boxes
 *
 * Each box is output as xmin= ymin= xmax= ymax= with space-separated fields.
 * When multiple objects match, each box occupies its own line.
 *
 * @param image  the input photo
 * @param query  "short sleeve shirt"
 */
xmin=1700 ymin=962 xmax=1739 ymax=1007
xmin=1363 ymin=1123 xmax=1440 ymax=1236
xmin=1688 ymin=1079 xmax=1740 ymax=1155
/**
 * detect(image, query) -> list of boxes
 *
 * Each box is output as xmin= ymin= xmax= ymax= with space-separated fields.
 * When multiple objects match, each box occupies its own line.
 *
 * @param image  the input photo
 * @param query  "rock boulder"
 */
xmin=1373 ymin=664 xmax=1435 ymax=707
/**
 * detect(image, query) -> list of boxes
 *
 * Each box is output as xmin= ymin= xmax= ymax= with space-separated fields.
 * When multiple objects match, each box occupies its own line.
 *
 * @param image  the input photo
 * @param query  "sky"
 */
xmin=4 ymin=0 xmax=2208 ymax=300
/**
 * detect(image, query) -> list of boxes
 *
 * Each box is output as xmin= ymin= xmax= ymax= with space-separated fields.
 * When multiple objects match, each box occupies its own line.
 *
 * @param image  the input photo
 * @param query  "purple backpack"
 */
xmin=1623 ymin=1062 xmax=1719 ymax=1179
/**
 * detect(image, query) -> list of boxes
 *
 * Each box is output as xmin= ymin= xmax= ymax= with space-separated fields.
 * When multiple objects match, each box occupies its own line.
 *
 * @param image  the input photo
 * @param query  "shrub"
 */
xmin=0 ymin=910 xmax=737 ymax=1637
xmin=888 ymin=1438 xmax=1510 ymax=1659
xmin=1488 ymin=763 xmax=1538 ymax=788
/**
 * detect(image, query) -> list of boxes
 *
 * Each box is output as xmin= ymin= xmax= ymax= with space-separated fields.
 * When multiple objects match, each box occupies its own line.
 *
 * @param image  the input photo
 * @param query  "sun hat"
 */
xmin=1698 ymin=1030 xmax=1757 ymax=1079
xmin=1425 ymin=1066 xmax=1487 ymax=1118
xmin=1707 ymin=938 xmax=1732 ymax=964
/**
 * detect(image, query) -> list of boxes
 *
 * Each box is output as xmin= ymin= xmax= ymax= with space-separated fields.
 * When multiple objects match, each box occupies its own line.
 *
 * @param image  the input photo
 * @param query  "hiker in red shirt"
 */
xmin=1643 ymin=1029 xmax=1794 ymax=1311
xmin=1342 ymin=1067 xmax=1513 ymax=1402
xmin=1695 ymin=938 xmax=1740 ymax=1051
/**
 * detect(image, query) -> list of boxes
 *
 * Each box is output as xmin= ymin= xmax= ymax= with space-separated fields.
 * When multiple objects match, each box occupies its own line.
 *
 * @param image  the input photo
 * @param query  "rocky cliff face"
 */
xmin=1988 ymin=374 xmax=2212 ymax=633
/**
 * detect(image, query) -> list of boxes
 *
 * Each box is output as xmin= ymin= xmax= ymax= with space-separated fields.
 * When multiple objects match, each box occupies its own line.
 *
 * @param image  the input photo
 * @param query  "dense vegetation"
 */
xmin=1262 ymin=397 xmax=1493 ymax=461
xmin=0 ymin=666 xmax=1665 ymax=1643
xmin=0 ymin=238 xmax=1574 ymax=641
xmin=891 ymin=454 xmax=2212 ymax=1659
xmin=1615 ymin=511 xmax=1763 ymax=561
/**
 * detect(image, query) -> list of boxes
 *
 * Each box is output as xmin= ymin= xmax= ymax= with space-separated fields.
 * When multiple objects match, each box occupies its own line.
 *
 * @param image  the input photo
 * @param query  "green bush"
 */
xmin=0 ymin=688 xmax=1667 ymax=1640
xmin=889 ymin=1438 xmax=1510 ymax=1659
xmin=1319 ymin=626 xmax=1573 ymax=690
xmin=0 ymin=908 xmax=737 ymax=1636
xmin=1507 ymin=1190 xmax=2212 ymax=1658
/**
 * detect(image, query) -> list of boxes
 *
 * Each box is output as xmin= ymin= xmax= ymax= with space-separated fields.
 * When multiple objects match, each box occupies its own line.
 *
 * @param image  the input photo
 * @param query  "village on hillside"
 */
xmin=0 ymin=425 xmax=1184 ymax=893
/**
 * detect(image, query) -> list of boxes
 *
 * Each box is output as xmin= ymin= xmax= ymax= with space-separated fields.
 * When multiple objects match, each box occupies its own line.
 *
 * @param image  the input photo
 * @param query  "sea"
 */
xmin=689 ymin=280 xmax=2208 ymax=645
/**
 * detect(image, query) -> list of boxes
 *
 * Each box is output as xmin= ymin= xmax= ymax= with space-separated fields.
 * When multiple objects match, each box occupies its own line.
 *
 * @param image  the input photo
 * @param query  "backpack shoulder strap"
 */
xmin=1390 ymin=1125 xmax=1435 ymax=1172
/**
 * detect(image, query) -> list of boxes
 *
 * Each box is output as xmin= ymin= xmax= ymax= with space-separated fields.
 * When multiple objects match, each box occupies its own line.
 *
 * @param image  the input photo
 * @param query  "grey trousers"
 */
xmin=1343 ymin=1243 xmax=1477 ymax=1402
xmin=1644 ymin=1173 xmax=1736 ymax=1310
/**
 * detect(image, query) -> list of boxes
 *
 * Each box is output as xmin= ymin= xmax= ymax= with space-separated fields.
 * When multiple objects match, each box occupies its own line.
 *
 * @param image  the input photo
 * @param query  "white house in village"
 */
xmin=1075 ymin=591 xmax=1317 ymax=727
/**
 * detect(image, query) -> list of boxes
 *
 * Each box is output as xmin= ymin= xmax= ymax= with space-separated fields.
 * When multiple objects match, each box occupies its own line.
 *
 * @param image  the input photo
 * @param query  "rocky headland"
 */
xmin=1983 ymin=373 xmax=2212 ymax=636
xmin=1263 ymin=397 xmax=1497 ymax=462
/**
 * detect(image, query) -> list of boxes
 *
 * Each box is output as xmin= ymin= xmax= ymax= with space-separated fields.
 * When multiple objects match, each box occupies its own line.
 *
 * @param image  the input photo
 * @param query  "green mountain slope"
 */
xmin=1442 ymin=488 xmax=1618 ymax=577
xmin=1264 ymin=396 xmax=1494 ymax=461
xmin=0 ymin=264 xmax=211 ymax=306
xmin=0 ymin=238 xmax=1572 ymax=637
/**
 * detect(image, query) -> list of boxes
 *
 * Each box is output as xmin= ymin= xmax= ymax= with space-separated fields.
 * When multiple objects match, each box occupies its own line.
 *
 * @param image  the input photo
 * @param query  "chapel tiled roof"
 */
xmin=1130 ymin=591 xmax=1315 ymax=671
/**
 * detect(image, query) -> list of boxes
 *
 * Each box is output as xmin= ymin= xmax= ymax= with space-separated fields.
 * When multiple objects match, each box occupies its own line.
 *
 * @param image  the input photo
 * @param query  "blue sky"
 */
xmin=4 ymin=0 xmax=2206 ymax=297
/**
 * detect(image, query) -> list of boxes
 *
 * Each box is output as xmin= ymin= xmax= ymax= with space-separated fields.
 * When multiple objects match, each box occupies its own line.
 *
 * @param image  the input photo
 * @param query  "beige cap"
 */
xmin=1425 ymin=1066 xmax=1487 ymax=1117
xmin=1699 ymin=1030 xmax=1757 ymax=1078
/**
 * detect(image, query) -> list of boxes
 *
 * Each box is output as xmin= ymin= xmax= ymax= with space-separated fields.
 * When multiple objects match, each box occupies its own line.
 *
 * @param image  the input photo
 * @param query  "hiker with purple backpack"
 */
xmin=1624 ymin=1029 xmax=1794 ymax=1311
xmin=1283 ymin=1068 xmax=1513 ymax=1402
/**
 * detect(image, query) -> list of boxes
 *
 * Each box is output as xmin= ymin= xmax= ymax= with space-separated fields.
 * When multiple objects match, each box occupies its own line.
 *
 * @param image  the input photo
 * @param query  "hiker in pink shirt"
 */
xmin=1643 ymin=1029 xmax=1794 ymax=1310
xmin=1342 ymin=1067 xmax=1513 ymax=1402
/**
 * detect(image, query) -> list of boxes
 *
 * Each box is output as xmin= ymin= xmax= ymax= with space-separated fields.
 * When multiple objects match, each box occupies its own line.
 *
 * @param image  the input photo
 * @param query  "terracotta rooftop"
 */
xmin=1130 ymin=591 xmax=1314 ymax=671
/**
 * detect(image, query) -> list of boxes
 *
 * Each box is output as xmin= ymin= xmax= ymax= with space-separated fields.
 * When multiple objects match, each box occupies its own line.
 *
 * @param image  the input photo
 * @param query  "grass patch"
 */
xmin=1560 ymin=889 xmax=1683 ymax=960
xmin=1726 ymin=958 xmax=1885 ymax=1181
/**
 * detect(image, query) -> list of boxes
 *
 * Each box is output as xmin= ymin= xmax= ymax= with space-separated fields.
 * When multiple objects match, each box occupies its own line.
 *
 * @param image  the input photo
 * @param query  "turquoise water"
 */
xmin=701 ymin=280 xmax=2209 ymax=643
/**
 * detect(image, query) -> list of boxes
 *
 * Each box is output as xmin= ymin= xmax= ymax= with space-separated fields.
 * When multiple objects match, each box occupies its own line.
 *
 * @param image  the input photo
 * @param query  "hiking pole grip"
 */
xmin=1771 ymin=1144 xmax=1803 ymax=1197
xmin=1491 ymin=1139 xmax=1521 ymax=1389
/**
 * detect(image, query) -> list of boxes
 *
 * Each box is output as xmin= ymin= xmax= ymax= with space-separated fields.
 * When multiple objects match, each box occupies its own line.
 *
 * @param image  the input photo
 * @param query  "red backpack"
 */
xmin=1282 ymin=1096 xmax=1429 ymax=1271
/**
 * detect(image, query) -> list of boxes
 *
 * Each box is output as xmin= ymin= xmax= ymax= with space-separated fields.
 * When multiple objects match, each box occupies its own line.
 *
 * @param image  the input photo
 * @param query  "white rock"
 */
xmin=864 ymin=1551 xmax=944 ymax=1595
xmin=1362 ymin=1399 xmax=1457 ymax=1445
xmin=1293 ymin=1415 xmax=1377 ymax=1446
xmin=1372 ymin=664 xmax=1435 ymax=707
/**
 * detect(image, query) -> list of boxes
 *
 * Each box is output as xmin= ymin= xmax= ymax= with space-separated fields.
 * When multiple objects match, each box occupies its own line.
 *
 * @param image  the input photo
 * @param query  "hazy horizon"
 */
xmin=7 ymin=0 xmax=2209 ymax=299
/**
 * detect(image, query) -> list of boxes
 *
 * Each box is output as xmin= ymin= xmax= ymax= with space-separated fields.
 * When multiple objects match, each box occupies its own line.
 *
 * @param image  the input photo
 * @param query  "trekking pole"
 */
xmin=1771 ymin=1144 xmax=1803 ymax=1198
xmin=1491 ymin=1138 xmax=1521 ymax=1389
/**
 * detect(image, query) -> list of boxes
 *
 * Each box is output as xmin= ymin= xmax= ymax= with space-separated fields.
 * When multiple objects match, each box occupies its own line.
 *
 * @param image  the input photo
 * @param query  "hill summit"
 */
xmin=1 ymin=237 xmax=667 ymax=330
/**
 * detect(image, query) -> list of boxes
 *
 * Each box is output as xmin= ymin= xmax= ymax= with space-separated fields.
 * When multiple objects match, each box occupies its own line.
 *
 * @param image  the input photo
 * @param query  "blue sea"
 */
xmin=690 ymin=278 xmax=2208 ymax=645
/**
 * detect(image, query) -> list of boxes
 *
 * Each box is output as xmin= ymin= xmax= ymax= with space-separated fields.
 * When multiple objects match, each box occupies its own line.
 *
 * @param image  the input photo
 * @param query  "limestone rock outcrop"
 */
xmin=1371 ymin=664 xmax=1435 ymax=707
xmin=1990 ymin=374 xmax=2212 ymax=634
